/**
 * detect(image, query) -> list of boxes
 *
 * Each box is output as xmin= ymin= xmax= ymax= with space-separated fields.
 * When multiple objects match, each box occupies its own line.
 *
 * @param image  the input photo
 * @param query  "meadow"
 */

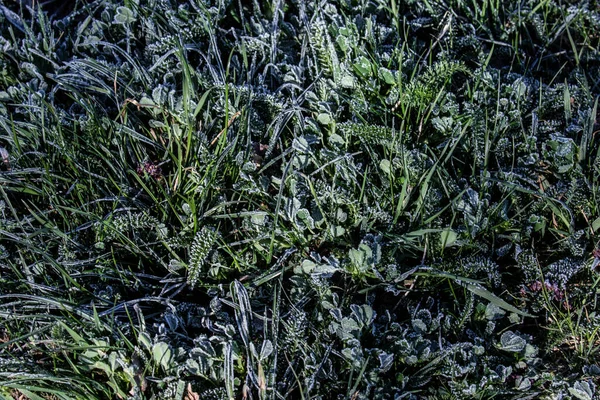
xmin=1 ymin=0 xmax=600 ymax=398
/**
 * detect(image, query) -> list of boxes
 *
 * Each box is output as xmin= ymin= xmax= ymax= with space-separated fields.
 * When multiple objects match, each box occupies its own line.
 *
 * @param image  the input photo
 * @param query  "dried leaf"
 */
xmin=183 ymin=383 xmax=199 ymax=400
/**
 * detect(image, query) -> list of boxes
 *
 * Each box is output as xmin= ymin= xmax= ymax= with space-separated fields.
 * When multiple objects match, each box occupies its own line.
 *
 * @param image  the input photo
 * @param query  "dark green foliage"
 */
xmin=2 ymin=0 xmax=600 ymax=398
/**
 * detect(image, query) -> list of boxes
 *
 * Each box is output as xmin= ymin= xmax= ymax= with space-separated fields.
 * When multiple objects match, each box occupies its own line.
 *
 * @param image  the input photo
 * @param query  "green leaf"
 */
xmin=440 ymin=230 xmax=457 ymax=247
xmin=592 ymin=217 xmax=600 ymax=233
xmin=301 ymin=259 xmax=317 ymax=273
xmin=138 ymin=332 xmax=152 ymax=352
xmin=313 ymin=263 xmax=339 ymax=276
xmin=224 ymin=342 xmax=235 ymax=400
xmin=349 ymin=244 xmax=372 ymax=271
xmin=152 ymin=342 xmax=172 ymax=371
xmin=379 ymin=159 xmax=392 ymax=174
xmin=339 ymin=317 xmax=360 ymax=339
xmin=336 ymin=35 xmax=349 ymax=52
xmin=353 ymin=56 xmax=373 ymax=77
xmin=114 ymin=6 xmax=136 ymax=24
xmin=463 ymin=282 xmax=535 ymax=317
xmin=329 ymin=133 xmax=345 ymax=146
xmin=317 ymin=113 xmax=333 ymax=125
xmin=378 ymin=67 xmax=395 ymax=85
xmin=330 ymin=225 xmax=346 ymax=237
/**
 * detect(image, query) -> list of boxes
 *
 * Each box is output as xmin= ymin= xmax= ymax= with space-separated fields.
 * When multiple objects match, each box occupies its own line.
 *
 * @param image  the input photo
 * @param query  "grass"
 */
xmin=1 ymin=0 xmax=600 ymax=398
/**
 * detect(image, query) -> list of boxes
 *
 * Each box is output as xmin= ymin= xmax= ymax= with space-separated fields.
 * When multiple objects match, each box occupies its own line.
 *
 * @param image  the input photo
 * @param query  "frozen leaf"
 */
xmin=524 ymin=344 xmax=538 ymax=358
xmin=499 ymin=331 xmax=526 ymax=352
xmin=508 ymin=313 xmax=521 ymax=324
xmin=515 ymin=376 xmax=531 ymax=391
xmin=337 ymin=317 xmax=359 ymax=340
xmin=259 ymin=340 xmax=273 ymax=360
xmin=301 ymin=259 xmax=317 ymax=273
xmin=412 ymin=319 xmax=427 ymax=334
xmin=350 ymin=304 xmax=375 ymax=327
xmin=485 ymin=303 xmax=506 ymax=321
xmin=329 ymin=133 xmax=345 ymax=146
xmin=114 ymin=6 xmax=136 ymax=24
xmin=312 ymin=262 xmax=339 ymax=277
xmin=380 ymin=159 xmax=392 ymax=174
xmin=292 ymin=137 xmax=310 ymax=153
xmin=186 ymin=359 xmax=201 ymax=375
xmin=569 ymin=381 xmax=595 ymax=400
xmin=349 ymin=246 xmax=369 ymax=270
xmin=250 ymin=342 xmax=259 ymax=359
xmin=584 ymin=364 xmax=600 ymax=375
xmin=317 ymin=113 xmax=333 ymax=125
xmin=378 ymin=352 xmax=394 ymax=372
xmin=340 ymin=75 xmax=356 ymax=88
xmin=138 ymin=332 xmax=152 ymax=352
xmin=232 ymin=281 xmax=252 ymax=350
xmin=296 ymin=208 xmax=315 ymax=229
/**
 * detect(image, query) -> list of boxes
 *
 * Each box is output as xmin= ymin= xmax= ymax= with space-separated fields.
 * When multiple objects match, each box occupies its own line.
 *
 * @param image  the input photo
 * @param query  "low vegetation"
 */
xmin=1 ymin=0 xmax=600 ymax=398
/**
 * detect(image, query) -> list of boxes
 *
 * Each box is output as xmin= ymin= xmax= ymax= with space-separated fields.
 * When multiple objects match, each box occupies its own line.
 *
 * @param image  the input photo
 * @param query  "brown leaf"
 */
xmin=0 ymin=146 xmax=10 ymax=171
xmin=183 ymin=383 xmax=199 ymax=400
